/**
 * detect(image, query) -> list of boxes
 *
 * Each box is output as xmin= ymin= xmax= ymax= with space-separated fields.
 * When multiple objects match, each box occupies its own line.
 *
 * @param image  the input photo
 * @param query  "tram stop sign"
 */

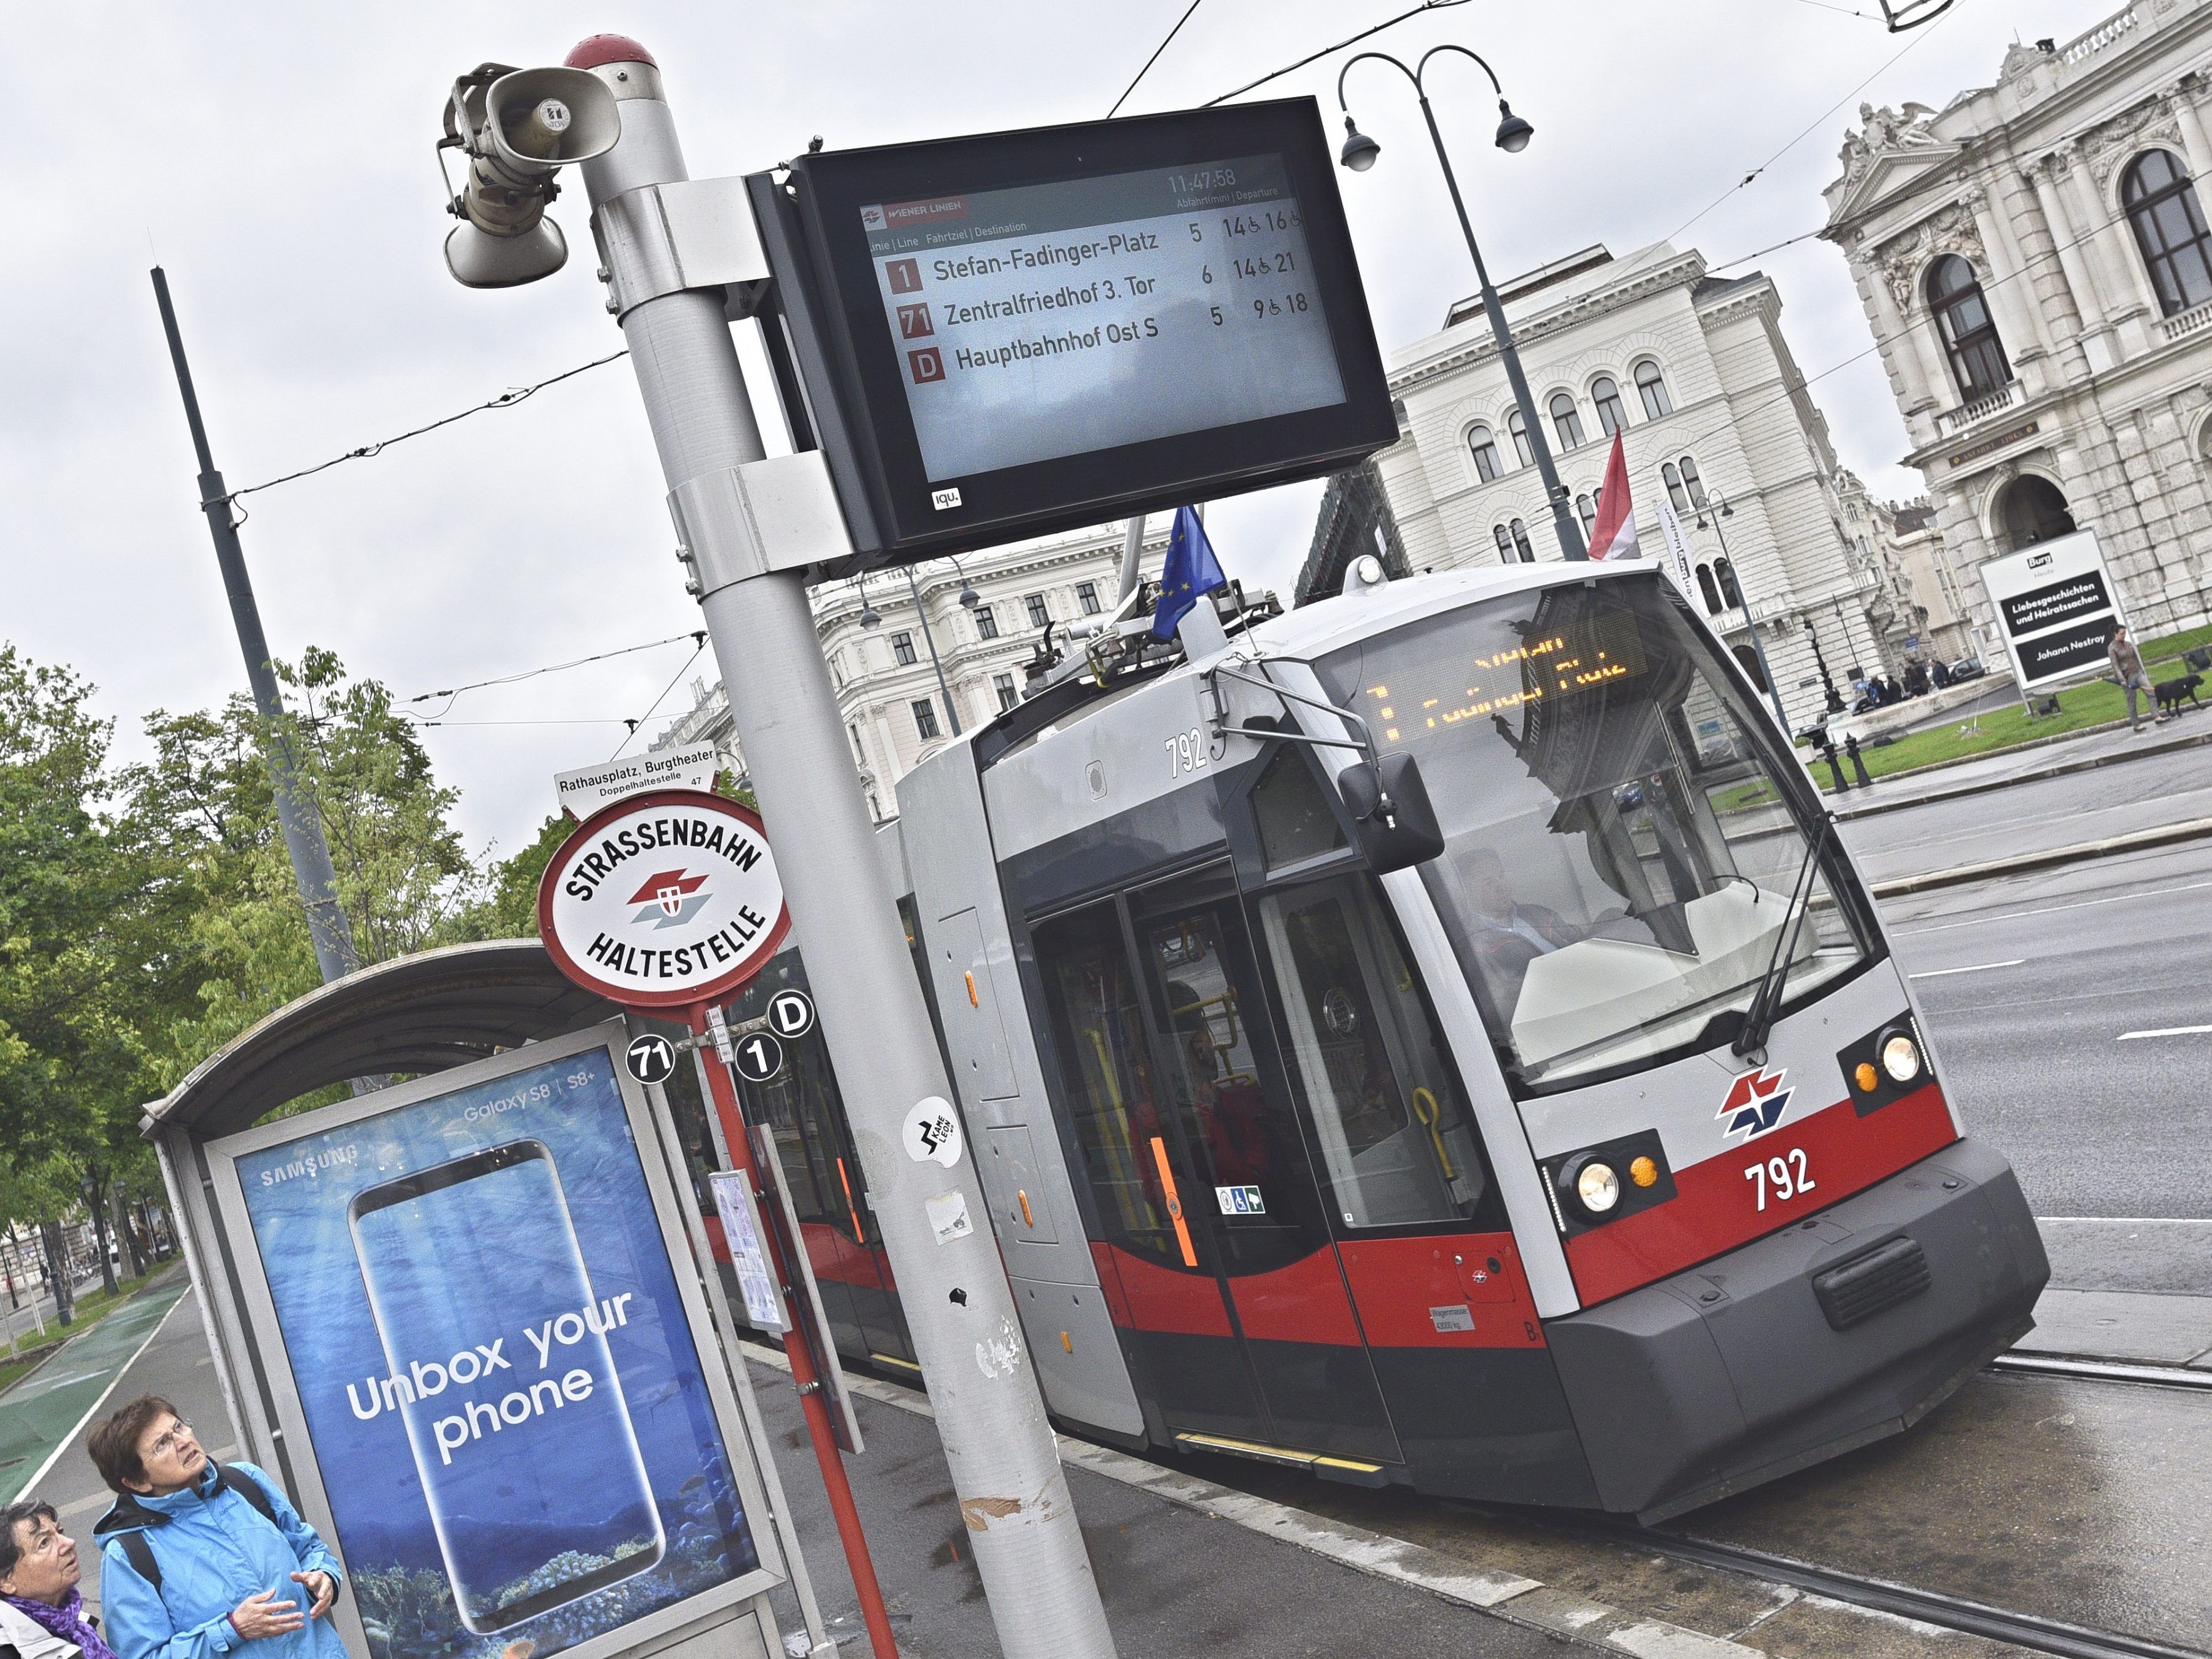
xmin=539 ymin=788 xmax=790 ymax=1010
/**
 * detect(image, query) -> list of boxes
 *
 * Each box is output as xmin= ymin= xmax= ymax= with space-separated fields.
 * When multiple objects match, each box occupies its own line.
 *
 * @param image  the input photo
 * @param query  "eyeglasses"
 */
xmin=146 ymin=1420 xmax=193 ymax=1460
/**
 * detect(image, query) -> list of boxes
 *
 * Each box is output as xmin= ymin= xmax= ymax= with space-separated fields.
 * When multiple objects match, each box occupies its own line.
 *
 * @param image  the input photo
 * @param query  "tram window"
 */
xmin=728 ymin=966 xmax=864 ymax=1241
xmin=1033 ymin=904 xmax=1179 ymax=1263
xmin=1315 ymin=579 xmax=1873 ymax=1091
xmin=1253 ymin=876 xmax=1491 ymax=1227
xmin=1253 ymin=747 xmax=1348 ymax=870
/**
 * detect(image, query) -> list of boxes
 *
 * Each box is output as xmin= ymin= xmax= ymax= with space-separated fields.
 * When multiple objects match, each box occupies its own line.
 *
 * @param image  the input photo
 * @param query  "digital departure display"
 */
xmin=859 ymin=156 xmax=1345 ymax=482
xmin=1353 ymin=612 xmax=1653 ymax=746
xmin=756 ymin=101 xmax=1396 ymax=566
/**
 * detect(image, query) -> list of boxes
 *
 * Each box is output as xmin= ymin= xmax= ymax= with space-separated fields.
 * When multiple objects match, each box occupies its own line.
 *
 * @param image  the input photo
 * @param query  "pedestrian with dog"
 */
xmin=2108 ymin=623 xmax=2171 ymax=733
xmin=86 ymin=1397 xmax=344 ymax=1659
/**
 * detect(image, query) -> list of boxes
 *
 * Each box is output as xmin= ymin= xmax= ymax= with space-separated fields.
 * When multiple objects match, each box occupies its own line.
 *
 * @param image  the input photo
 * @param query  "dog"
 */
xmin=2155 ymin=673 xmax=2204 ymax=715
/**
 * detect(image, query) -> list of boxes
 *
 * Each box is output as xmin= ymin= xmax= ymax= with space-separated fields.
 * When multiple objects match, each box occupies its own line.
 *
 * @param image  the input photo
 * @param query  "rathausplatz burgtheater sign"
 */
xmin=539 ymin=790 xmax=790 ymax=1008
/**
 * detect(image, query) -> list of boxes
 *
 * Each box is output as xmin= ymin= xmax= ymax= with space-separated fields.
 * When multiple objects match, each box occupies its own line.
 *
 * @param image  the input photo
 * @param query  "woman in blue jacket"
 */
xmin=86 ymin=1397 xmax=345 ymax=1659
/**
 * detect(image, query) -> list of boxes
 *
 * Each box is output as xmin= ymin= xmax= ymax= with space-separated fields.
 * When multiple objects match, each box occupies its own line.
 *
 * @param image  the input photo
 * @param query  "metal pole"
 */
xmin=1414 ymin=95 xmax=1586 ymax=562
xmin=574 ymin=47 xmax=1117 ymax=1659
xmin=149 ymin=269 xmax=359 ymax=985
xmin=1706 ymin=508 xmax=1792 ymax=731
xmin=905 ymin=566 xmax=963 ymax=737
xmin=1116 ymin=514 xmax=1145 ymax=604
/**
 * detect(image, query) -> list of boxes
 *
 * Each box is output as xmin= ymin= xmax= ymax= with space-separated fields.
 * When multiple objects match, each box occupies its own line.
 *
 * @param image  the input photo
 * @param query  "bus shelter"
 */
xmin=143 ymin=940 xmax=823 ymax=1659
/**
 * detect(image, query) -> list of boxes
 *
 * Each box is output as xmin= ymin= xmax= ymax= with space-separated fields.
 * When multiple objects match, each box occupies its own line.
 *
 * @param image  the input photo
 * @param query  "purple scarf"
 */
xmin=4 ymin=1588 xmax=120 ymax=1659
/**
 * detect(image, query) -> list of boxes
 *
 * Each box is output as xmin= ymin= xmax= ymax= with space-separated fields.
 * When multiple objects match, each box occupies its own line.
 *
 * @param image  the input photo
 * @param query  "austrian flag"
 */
xmin=1585 ymin=429 xmax=1642 ymax=561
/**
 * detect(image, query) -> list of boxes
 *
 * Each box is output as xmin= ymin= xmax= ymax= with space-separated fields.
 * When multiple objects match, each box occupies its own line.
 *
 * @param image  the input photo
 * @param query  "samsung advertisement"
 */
xmin=220 ymin=1031 xmax=768 ymax=1659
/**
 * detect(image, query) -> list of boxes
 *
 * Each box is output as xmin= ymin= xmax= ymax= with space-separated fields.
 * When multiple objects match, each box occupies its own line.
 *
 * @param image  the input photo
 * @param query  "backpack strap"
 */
xmin=214 ymin=1464 xmax=278 ymax=1529
xmin=116 ymin=1531 xmax=162 ymax=1594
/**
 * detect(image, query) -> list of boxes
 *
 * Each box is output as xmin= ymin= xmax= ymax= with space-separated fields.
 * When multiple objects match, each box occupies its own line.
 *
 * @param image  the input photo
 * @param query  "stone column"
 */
xmin=1865 ymin=247 xmax=1956 ymax=436
xmin=2168 ymin=80 xmax=2212 ymax=189
xmin=2022 ymin=156 xmax=2111 ymax=373
xmin=2064 ymin=146 xmax=2159 ymax=357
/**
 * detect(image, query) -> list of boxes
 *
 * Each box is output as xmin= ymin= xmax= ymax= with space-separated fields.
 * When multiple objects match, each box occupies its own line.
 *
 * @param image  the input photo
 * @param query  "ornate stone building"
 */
xmin=653 ymin=523 xmax=1152 ymax=819
xmin=1372 ymin=241 xmax=1888 ymax=731
xmin=1822 ymin=0 xmax=2212 ymax=649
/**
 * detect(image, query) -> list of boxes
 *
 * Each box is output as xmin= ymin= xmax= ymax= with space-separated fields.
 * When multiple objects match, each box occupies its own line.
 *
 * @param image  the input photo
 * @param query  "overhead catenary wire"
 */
xmin=1200 ymin=0 xmax=1473 ymax=109
xmin=607 ymin=639 xmax=710 ymax=763
xmin=1107 ymin=0 xmax=1208 ymax=118
xmin=403 ymin=631 xmax=708 ymax=721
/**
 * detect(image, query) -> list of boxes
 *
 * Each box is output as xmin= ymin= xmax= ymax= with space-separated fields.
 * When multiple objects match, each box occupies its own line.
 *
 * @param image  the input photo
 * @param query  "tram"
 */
xmin=710 ymin=554 xmax=2048 ymax=1522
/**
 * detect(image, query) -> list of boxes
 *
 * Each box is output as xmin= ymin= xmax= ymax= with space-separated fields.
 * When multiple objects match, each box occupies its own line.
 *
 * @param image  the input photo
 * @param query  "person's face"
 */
xmin=1468 ymin=857 xmax=1514 ymax=916
xmin=1 ymin=1515 xmax=80 ymax=1605
xmin=127 ymin=1414 xmax=207 ymax=1496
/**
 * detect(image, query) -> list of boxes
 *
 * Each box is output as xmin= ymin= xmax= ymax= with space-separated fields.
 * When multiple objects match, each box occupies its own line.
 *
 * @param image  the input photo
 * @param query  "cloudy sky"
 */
xmin=5 ymin=0 xmax=2111 ymax=858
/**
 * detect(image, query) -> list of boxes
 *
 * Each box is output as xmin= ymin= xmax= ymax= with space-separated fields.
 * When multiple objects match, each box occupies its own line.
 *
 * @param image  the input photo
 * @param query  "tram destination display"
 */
xmin=753 ymin=100 xmax=1396 ymax=563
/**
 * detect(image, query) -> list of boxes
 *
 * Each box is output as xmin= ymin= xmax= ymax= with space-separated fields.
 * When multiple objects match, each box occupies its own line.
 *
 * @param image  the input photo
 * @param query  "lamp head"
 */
xmin=1494 ymin=100 xmax=1534 ymax=154
xmin=860 ymin=602 xmax=882 ymax=629
xmin=959 ymin=582 xmax=981 ymax=611
xmin=1339 ymin=115 xmax=1382 ymax=173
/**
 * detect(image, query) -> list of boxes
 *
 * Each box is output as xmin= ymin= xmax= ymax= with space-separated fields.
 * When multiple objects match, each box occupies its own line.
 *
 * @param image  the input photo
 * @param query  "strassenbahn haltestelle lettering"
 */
xmin=562 ymin=810 xmax=770 ymax=983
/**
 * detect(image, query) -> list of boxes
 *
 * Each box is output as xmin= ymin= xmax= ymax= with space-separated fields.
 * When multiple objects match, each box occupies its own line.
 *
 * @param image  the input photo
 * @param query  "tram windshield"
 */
xmin=1316 ymin=574 xmax=1871 ymax=1092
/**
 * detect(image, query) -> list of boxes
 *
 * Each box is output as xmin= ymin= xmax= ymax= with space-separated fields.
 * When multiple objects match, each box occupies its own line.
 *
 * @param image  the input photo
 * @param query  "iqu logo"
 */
xmin=1718 ymin=1067 xmax=1792 ymax=1142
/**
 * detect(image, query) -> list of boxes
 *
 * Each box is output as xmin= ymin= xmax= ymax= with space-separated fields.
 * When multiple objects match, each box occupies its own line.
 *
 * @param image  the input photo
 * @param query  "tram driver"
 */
xmin=1452 ymin=845 xmax=1583 ymax=1019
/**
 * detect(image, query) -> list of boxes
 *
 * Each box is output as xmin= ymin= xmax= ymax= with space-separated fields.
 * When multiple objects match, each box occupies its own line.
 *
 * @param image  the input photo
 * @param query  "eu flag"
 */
xmin=1151 ymin=506 xmax=1227 ymax=640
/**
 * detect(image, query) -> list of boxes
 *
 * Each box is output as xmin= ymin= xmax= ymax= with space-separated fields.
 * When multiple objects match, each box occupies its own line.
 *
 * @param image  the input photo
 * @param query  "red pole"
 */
xmin=688 ymin=1005 xmax=900 ymax=1659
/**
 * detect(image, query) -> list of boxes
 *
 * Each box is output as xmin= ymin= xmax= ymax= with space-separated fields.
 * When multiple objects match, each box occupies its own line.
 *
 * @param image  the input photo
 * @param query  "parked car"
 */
xmin=1948 ymin=656 xmax=1988 ymax=682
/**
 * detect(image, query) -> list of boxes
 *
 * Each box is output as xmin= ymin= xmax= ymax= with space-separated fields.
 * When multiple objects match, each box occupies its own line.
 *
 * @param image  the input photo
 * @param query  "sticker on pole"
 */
xmin=708 ymin=1171 xmax=787 ymax=1333
xmin=925 ymin=1189 xmax=973 ymax=1245
xmin=538 ymin=788 xmax=790 ymax=1010
xmin=903 ymin=1097 xmax=964 ymax=1167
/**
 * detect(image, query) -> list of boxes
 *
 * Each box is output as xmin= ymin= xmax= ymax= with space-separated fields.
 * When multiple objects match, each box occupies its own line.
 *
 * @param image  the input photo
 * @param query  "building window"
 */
xmin=1662 ymin=462 xmax=1689 ymax=513
xmin=1077 ymin=581 xmax=1101 ymax=614
xmin=2124 ymin=149 xmax=2212 ymax=317
xmin=848 ymin=723 xmax=867 ymax=765
xmin=1677 ymin=454 xmax=1708 ymax=508
xmin=993 ymin=672 xmax=1018 ymax=711
xmin=1926 ymin=254 xmax=2010 ymax=400
xmin=1026 ymin=593 xmax=1050 ymax=629
xmin=1697 ymin=564 xmax=1722 ymax=614
xmin=1493 ymin=524 xmax=1512 ymax=561
xmin=1575 ymin=493 xmax=1597 ymax=539
xmin=1714 ymin=558 xmax=1744 ymax=609
xmin=1633 ymin=359 xmax=1672 ymax=420
xmin=1507 ymin=409 xmax=1534 ymax=467
xmin=974 ymin=604 xmax=998 ymax=640
xmin=912 ymin=698 xmax=941 ymax=740
xmin=1593 ymin=376 xmax=1628 ymax=437
xmin=1509 ymin=518 xmax=1535 ymax=562
xmin=1548 ymin=391 xmax=1585 ymax=450
xmin=891 ymin=631 xmax=917 ymax=666
xmin=1468 ymin=425 xmax=1504 ymax=481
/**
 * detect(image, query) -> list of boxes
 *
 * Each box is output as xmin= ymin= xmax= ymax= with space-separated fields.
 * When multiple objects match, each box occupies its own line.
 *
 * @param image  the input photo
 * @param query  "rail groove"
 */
xmin=1988 ymin=1352 xmax=2212 ymax=1391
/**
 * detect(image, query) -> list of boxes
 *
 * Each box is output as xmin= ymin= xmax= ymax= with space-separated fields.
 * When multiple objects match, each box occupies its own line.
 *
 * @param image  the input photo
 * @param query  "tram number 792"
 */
xmin=1165 ymin=728 xmax=1209 ymax=778
xmin=1744 ymin=1149 xmax=1816 ymax=1212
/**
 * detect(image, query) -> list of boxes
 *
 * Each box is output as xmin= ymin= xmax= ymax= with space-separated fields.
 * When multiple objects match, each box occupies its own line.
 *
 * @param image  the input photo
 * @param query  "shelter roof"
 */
xmin=144 ymin=939 xmax=617 ymax=1141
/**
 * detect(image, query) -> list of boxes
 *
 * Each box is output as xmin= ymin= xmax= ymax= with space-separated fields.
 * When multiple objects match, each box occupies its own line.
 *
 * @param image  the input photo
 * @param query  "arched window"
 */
xmin=2124 ymin=149 xmax=2212 ymax=316
xmin=1633 ymin=359 xmax=1672 ymax=420
xmin=1926 ymin=255 xmax=2010 ymax=400
xmin=1493 ymin=524 xmax=1513 ymax=561
xmin=1677 ymin=454 xmax=1708 ymax=508
xmin=1662 ymin=462 xmax=1689 ymax=514
xmin=1469 ymin=425 xmax=1504 ymax=482
xmin=1509 ymin=518 xmax=1535 ymax=562
xmin=1593 ymin=376 xmax=1628 ymax=437
xmin=1507 ymin=409 xmax=1533 ymax=468
xmin=1715 ymin=557 xmax=1744 ymax=609
xmin=1575 ymin=494 xmax=1598 ymax=539
xmin=1549 ymin=392 xmax=1585 ymax=450
xmin=1697 ymin=564 xmax=1722 ymax=614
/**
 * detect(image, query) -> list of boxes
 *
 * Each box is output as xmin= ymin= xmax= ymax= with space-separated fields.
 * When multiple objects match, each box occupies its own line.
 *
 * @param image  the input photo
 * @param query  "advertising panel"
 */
xmin=753 ymin=98 xmax=1397 ymax=564
xmin=1978 ymin=529 xmax=2124 ymax=692
xmin=215 ymin=1029 xmax=774 ymax=1659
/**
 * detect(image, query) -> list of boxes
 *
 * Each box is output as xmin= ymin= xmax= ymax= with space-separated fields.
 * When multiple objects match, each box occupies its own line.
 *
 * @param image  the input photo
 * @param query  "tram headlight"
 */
xmin=1568 ymin=1157 xmax=1621 ymax=1217
xmin=1879 ymin=1030 xmax=1923 ymax=1085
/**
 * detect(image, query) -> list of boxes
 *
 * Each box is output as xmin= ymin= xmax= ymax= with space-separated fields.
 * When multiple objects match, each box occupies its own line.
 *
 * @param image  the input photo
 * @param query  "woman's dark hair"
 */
xmin=88 ymin=1395 xmax=180 ymax=1494
xmin=0 ymin=1500 xmax=58 ymax=1581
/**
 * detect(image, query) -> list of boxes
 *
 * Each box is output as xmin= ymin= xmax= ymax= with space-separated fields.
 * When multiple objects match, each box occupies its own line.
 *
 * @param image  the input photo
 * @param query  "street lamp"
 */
xmin=948 ymin=554 xmax=981 ymax=611
xmin=906 ymin=566 xmax=963 ymax=739
xmin=1339 ymin=46 xmax=1584 ymax=561
xmin=855 ymin=573 xmax=882 ymax=630
xmin=1695 ymin=491 xmax=1792 ymax=730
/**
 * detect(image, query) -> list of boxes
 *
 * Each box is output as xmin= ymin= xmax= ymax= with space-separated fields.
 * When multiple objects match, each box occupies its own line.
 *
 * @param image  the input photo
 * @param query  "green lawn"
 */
xmin=1801 ymin=622 xmax=2212 ymax=789
xmin=0 ymin=1264 xmax=177 ymax=1394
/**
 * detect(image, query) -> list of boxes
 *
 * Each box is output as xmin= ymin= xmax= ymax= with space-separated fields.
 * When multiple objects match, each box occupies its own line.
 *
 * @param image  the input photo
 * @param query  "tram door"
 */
xmin=1039 ymin=866 xmax=1398 ymax=1463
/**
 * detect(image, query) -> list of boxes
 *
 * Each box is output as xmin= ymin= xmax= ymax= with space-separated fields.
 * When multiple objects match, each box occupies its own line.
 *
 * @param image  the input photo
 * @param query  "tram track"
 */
xmin=1548 ymin=1515 xmax=2209 ymax=1659
xmin=1988 ymin=1351 xmax=2212 ymax=1392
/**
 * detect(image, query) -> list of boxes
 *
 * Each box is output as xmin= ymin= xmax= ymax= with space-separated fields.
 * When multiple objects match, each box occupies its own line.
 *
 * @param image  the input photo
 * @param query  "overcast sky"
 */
xmin=5 ymin=0 xmax=2111 ymax=859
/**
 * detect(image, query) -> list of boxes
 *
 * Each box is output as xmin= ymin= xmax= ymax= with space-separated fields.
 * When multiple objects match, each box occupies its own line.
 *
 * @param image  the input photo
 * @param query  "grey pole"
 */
xmin=1704 ymin=500 xmax=1793 ymax=730
xmin=573 ymin=48 xmax=1117 ymax=1658
xmin=150 ymin=267 xmax=360 ymax=984
xmin=905 ymin=565 xmax=963 ymax=737
xmin=1115 ymin=514 xmax=1145 ymax=604
xmin=1340 ymin=49 xmax=1586 ymax=562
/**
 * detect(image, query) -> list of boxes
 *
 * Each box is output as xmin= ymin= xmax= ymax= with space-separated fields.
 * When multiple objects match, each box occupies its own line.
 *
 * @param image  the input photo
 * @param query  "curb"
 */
xmin=1869 ymin=814 xmax=2212 ymax=896
xmin=1825 ymin=722 xmax=2212 ymax=820
xmin=742 ymin=1341 xmax=1769 ymax=1658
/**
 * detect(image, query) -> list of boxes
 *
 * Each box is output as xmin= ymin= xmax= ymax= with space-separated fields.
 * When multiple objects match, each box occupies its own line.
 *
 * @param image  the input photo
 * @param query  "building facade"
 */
xmin=653 ymin=522 xmax=1154 ymax=819
xmin=1822 ymin=0 xmax=2212 ymax=653
xmin=1372 ymin=242 xmax=1889 ymax=731
xmin=1295 ymin=458 xmax=1412 ymax=606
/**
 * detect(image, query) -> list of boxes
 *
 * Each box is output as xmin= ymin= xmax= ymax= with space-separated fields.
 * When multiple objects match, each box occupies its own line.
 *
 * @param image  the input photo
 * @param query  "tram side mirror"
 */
xmin=1337 ymin=753 xmax=1445 ymax=874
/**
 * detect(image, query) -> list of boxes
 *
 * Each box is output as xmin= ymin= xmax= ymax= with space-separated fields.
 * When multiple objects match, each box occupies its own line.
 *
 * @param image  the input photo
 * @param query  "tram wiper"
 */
xmin=1730 ymin=811 xmax=1834 ymax=1067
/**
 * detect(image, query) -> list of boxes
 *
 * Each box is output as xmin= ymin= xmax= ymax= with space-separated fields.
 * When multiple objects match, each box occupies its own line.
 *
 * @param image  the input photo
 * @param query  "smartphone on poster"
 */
xmin=348 ymin=1140 xmax=664 ymax=1632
